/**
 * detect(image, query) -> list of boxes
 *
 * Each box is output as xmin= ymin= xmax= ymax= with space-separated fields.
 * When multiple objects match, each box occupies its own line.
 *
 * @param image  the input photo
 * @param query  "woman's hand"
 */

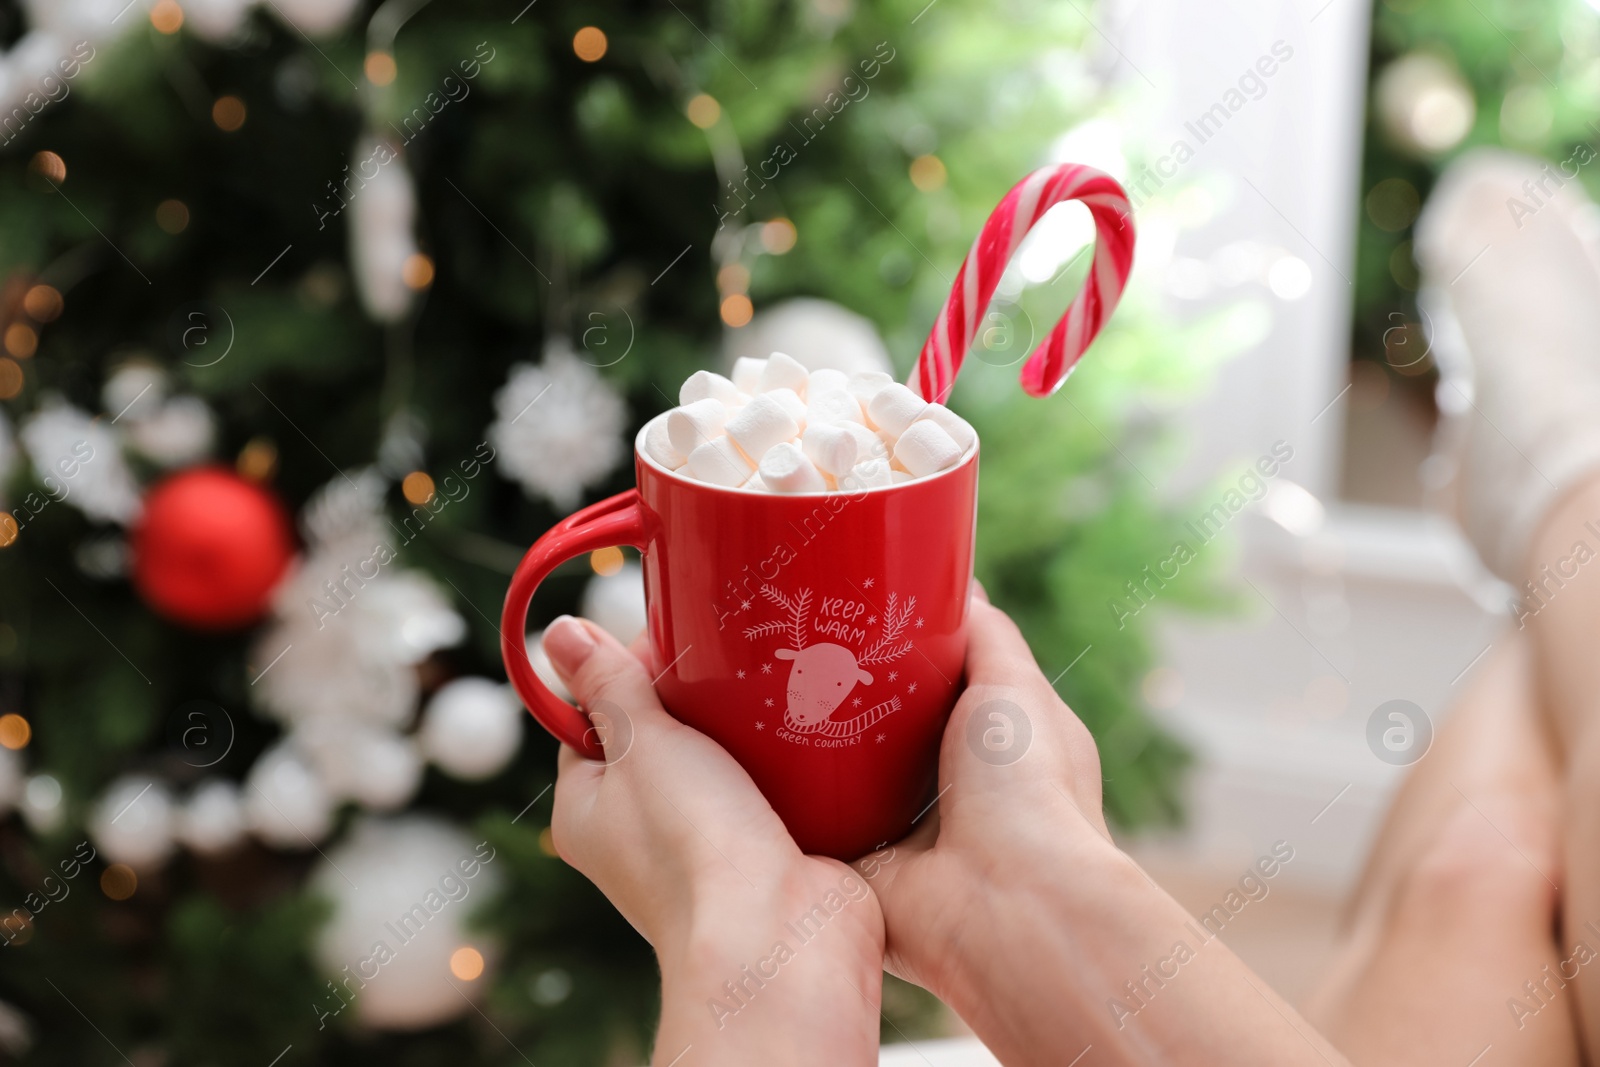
xmin=856 ymin=592 xmax=1119 ymax=1002
xmin=862 ymin=593 xmax=1351 ymax=1067
xmin=543 ymin=615 xmax=885 ymax=1067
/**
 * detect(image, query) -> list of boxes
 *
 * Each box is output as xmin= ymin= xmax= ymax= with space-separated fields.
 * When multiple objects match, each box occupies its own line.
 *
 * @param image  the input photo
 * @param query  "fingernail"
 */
xmin=544 ymin=615 xmax=596 ymax=675
xmin=970 ymin=578 xmax=989 ymax=603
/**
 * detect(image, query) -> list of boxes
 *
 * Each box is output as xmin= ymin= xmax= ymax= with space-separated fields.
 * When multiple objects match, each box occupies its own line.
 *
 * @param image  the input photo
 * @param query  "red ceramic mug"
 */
xmin=501 ymin=412 xmax=978 ymax=859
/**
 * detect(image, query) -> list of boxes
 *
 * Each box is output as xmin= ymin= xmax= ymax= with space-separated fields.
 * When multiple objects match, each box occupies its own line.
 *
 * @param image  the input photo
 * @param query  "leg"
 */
xmin=1303 ymin=635 xmax=1576 ymax=1066
xmin=1525 ymin=476 xmax=1600 ymax=1056
xmin=1411 ymin=148 xmax=1600 ymax=1065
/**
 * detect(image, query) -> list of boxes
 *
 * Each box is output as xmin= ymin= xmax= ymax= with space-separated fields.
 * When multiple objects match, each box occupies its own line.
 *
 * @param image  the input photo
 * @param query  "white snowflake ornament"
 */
xmin=489 ymin=341 xmax=627 ymax=510
xmin=20 ymin=397 xmax=141 ymax=524
xmin=349 ymin=137 xmax=418 ymax=323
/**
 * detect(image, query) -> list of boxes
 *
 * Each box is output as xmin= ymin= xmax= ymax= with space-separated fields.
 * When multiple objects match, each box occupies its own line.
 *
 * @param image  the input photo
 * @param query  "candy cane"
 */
xmin=913 ymin=164 xmax=1135 ymax=403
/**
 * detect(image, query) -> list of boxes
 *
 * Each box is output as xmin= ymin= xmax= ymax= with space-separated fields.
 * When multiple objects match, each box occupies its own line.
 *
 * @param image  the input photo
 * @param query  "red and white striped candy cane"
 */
xmin=913 ymin=164 xmax=1135 ymax=402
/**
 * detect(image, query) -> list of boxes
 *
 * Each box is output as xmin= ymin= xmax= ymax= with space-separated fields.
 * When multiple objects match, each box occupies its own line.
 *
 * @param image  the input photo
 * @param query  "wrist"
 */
xmin=655 ymin=878 xmax=884 ymax=1066
xmin=936 ymin=834 xmax=1169 ymax=1058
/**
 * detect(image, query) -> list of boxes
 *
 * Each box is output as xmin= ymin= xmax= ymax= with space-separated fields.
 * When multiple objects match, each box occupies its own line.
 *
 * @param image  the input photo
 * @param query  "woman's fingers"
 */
xmin=542 ymin=615 xmax=675 ymax=763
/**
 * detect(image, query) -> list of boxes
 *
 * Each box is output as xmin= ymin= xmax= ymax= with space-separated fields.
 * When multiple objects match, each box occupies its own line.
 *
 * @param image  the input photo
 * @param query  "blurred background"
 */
xmin=0 ymin=0 xmax=1568 ymax=1062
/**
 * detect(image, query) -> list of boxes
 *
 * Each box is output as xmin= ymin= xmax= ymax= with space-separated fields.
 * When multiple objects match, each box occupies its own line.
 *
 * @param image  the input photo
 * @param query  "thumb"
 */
xmin=852 ymin=805 xmax=937 ymax=900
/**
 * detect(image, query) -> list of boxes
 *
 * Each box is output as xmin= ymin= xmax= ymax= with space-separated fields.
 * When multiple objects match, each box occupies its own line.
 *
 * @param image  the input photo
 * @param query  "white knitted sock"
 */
xmin=1415 ymin=149 xmax=1600 ymax=581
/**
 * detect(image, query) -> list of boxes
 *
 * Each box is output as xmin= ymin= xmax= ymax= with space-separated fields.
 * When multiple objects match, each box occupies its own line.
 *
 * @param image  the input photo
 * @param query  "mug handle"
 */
xmin=501 ymin=489 xmax=652 ymax=760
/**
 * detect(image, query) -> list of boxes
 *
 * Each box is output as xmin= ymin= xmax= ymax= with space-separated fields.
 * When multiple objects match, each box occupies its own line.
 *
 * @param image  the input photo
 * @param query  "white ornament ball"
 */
xmin=580 ymin=561 xmax=646 ymax=645
xmin=177 ymin=779 xmax=247 ymax=856
xmin=268 ymin=0 xmax=361 ymax=36
xmin=89 ymin=776 xmax=177 ymax=869
xmin=311 ymin=816 xmax=503 ymax=1031
xmin=101 ymin=363 xmax=168 ymax=423
xmin=128 ymin=396 xmax=216 ymax=468
xmin=295 ymin=720 xmax=422 ymax=811
xmin=725 ymin=297 xmax=894 ymax=379
xmin=347 ymin=731 xmax=423 ymax=811
xmin=419 ymin=678 xmax=523 ymax=781
xmin=20 ymin=774 xmax=63 ymax=835
xmin=246 ymin=742 xmax=334 ymax=848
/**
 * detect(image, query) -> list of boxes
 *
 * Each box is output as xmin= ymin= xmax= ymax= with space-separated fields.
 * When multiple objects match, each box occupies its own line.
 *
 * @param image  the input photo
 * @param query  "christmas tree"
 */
xmin=0 ymin=0 xmax=1231 ymax=1061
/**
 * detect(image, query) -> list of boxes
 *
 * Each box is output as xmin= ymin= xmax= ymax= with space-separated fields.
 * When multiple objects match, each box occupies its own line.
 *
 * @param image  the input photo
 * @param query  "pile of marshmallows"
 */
xmin=643 ymin=352 xmax=976 ymax=493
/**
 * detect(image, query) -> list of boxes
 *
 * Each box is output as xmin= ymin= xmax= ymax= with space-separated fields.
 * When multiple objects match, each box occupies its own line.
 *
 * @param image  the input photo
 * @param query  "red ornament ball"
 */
xmin=131 ymin=467 xmax=296 ymax=629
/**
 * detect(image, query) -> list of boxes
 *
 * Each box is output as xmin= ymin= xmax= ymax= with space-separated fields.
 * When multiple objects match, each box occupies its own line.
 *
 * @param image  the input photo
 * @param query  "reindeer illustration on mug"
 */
xmin=742 ymin=582 xmax=919 ymax=738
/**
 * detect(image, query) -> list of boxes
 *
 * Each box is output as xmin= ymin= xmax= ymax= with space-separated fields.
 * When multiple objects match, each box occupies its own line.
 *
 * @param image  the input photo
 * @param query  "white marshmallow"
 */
xmin=686 ymin=437 xmax=753 ymax=487
xmin=867 ymin=383 xmax=927 ymax=437
xmin=891 ymin=470 xmax=914 ymax=483
xmin=840 ymin=458 xmax=893 ymax=490
xmin=893 ymin=420 xmax=963 ymax=477
xmin=643 ymin=417 xmax=686 ymax=469
xmin=758 ymin=442 xmax=826 ymax=493
xmin=806 ymin=387 xmax=864 ymax=426
xmin=765 ymin=387 xmax=807 ymax=428
xmin=731 ymin=357 xmax=767 ymax=395
xmin=801 ymin=423 xmax=859 ymax=476
xmin=809 ymin=368 xmax=850 ymax=394
xmin=679 ymin=370 xmax=745 ymax=407
xmin=667 ymin=398 xmax=729 ymax=456
xmin=847 ymin=371 xmax=894 ymax=406
xmin=841 ymin=421 xmax=890 ymax=464
xmin=724 ymin=394 xmax=799 ymax=464
xmin=914 ymin=403 xmax=976 ymax=452
xmin=760 ymin=351 xmax=811 ymax=397
xmin=741 ymin=471 xmax=768 ymax=493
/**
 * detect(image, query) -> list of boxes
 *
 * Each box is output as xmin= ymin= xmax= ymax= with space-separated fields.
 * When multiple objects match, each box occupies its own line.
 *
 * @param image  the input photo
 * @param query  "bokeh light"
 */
xmin=909 ymin=154 xmax=947 ymax=191
xmin=101 ymin=865 xmax=137 ymax=901
xmin=365 ymin=52 xmax=398 ymax=86
xmin=0 ymin=715 xmax=28 ymax=749
xmin=1376 ymin=53 xmax=1473 ymax=156
xmin=23 ymin=285 xmax=62 ymax=322
xmin=150 ymin=0 xmax=183 ymax=34
xmin=237 ymin=438 xmax=279 ymax=482
xmin=720 ymin=293 xmax=753 ymax=327
xmin=686 ymin=94 xmax=721 ymax=128
xmin=0 ymin=358 xmax=23 ymax=399
xmin=761 ymin=218 xmax=797 ymax=254
xmin=450 ymin=946 xmax=485 ymax=980
xmin=402 ymin=471 xmax=436 ymax=505
xmin=573 ymin=27 xmax=607 ymax=62
xmin=5 ymin=324 xmax=37 ymax=358
xmin=30 ymin=151 xmax=65 ymax=183
xmin=1365 ymin=178 xmax=1420 ymax=232
xmin=156 ymin=199 xmax=190 ymax=234
xmin=590 ymin=546 xmax=624 ymax=576
xmin=716 ymin=262 xmax=749 ymax=294
xmin=402 ymin=253 xmax=435 ymax=289
xmin=212 ymin=96 xmax=247 ymax=132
